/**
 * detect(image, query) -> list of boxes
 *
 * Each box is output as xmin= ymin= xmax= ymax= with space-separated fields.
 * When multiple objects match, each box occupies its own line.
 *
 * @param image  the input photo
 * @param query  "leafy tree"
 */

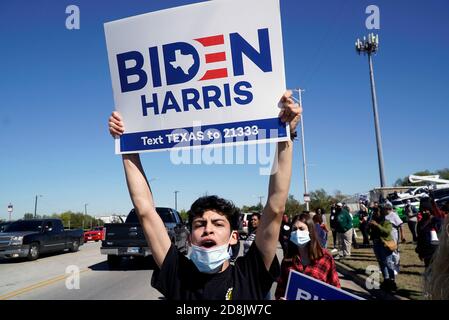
xmin=240 ymin=190 xmax=348 ymax=219
xmin=179 ymin=209 xmax=188 ymax=223
xmin=21 ymin=210 xmax=104 ymax=230
xmin=309 ymin=189 xmax=332 ymax=213
xmin=307 ymin=189 xmax=348 ymax=214
xmin=284 ymin=194 xmax=303 ymax=218
xmin=241 ymin=195 xmax=302 ymax=219
xmin=436 ymin=168 xmax=449 ymax=180
xmin=241 ymin=203 xmax=263 ymax=213
xmin=332 ymin=190 xmax=347 ymax=203
xmin=23 ymin=213 xmax=34 ymax=220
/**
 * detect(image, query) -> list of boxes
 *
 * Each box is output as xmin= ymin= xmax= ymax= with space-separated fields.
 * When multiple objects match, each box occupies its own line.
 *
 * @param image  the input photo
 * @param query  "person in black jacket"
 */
xmin=404 ymin=200 xmax=418 ymax=243
xmin=279 ymin=214 xmax=291 ymax=256
xmin=416 ymin=197 xmax=444 ymax=268
xmin=329 ymin=203 xmax=339 ymax=251
xmin=358 ymin=204 xmax=370 ymax=247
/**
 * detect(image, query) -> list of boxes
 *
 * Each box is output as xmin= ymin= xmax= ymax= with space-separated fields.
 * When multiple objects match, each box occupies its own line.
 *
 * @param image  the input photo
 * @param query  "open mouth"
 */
xmin=201 ymin=239 xmax=217 ymax=248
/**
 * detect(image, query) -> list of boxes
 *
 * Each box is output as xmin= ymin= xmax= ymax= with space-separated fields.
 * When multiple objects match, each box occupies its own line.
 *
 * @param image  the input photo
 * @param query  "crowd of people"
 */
xmin=108 ymin=90 xmax=449 ymax=300
xmin=322 ymin=195 xmax=448 ymax=295
xmin=238 ymin=194 xmax=448 ymax=297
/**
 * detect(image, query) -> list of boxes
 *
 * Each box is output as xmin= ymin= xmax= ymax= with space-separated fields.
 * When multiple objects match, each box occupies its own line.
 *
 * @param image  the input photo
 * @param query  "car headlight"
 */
xmin=11 ymin=236 xmax=23 ymax=245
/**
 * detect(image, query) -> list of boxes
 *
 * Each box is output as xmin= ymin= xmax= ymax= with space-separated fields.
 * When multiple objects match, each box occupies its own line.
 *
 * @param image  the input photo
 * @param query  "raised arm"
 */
xmin=109 ymin=112 xmax=171 ymax=268
xmin=256 ymin=91 xmax=302 ymax=270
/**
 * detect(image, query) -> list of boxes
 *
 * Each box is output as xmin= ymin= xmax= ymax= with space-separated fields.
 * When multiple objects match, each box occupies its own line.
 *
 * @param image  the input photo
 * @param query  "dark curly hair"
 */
xmin=187 ymin=195 xmax=240 ymax=232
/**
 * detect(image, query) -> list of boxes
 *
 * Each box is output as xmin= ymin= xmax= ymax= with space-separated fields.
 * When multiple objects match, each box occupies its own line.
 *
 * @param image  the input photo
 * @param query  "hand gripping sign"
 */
xmin=104 ymin=0 xmax=288 ymax=153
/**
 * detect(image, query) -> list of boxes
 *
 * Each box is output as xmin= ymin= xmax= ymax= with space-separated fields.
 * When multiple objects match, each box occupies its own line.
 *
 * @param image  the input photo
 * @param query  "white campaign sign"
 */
xmin=104 ymin=0 xmax=288 ymax=154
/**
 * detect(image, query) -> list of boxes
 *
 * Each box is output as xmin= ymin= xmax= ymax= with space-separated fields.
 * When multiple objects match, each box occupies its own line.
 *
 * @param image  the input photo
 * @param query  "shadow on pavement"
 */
xmin=89 ymin=256 xmax=158 ymax=272
xmin=395 ymin=288 xmax=423 ymax=299
xmin=398 ymin=270 xmax=423 ymax=276
xmin=401 ymin=264 xmax=424 ymax=268
xmin=341 ymin=286 xmax=372 ymax=300
xmin=343 ymin=257 xmax=378 ymax=262
xmin=0 ymin=249 xmax=78 ymax=264
xmin=338 ymin=273 xmax=373 ymax=300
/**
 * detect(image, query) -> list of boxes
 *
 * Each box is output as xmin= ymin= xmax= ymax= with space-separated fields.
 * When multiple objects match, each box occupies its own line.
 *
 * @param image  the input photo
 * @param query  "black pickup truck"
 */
xmin=101 ymin=208 xmax=189 ymax=268
xmin=0 ymin=219 xmax=84 ymax=261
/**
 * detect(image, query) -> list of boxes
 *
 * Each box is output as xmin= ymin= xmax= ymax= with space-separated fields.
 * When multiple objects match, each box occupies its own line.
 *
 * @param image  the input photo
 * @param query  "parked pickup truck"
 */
xmin=0 ymin=221 xmax=12 ymax=233
xmin=101 ymin=208 xmax=189 ymax=269
xmin=0 ymin=219 xmax=84 ymax=261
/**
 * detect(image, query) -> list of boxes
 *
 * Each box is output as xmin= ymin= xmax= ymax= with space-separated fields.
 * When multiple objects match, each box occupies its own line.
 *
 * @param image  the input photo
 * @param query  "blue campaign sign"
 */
xmin=285 ymin=269 xmax=364 ymax=300
xmin=104 ymin=0 xmax=288 ymax=154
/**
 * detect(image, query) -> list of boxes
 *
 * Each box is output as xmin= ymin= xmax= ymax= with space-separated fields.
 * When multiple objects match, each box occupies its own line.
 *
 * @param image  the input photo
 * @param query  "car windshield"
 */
xmin=157 ymin=208 xmax=177 ymax=223
xmin=0 ymin=223 xmax=11 ymax=232
xmin=126 ymin=208 xmax=176 ymax=224
xmin=7 ymin=221 xmax=43 ymax=232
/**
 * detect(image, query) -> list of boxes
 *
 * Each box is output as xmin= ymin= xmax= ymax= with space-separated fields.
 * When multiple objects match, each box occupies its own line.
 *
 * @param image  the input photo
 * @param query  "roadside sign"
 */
xmin=285 ymin=269 xmax=364 ymax=300
xmin=303 ymin=194 xmax=310 ymax=202
xmin=104 ymin=0 xmax=288 ymax=154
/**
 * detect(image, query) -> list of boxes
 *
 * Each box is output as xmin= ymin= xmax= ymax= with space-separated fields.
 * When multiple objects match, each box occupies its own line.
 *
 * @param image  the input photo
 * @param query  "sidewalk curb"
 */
xmin=335 ymin=261 xmax=409 ymax=300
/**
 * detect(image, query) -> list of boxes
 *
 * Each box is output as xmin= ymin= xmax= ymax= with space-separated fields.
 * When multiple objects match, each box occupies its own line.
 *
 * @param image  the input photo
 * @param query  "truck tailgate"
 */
xmin=103 ymin=223 xmax=148 ymax=247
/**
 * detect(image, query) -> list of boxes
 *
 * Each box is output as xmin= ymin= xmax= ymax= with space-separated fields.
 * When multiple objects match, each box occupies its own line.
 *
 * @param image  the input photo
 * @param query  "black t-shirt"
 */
xmin=151 ymin=242 xmax=280 ymax=300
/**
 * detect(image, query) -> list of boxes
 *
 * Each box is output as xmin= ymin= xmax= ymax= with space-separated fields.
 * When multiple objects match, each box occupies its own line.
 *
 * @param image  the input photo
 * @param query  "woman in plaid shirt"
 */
xmin=275 ymin=213 xmax=340 ymax=299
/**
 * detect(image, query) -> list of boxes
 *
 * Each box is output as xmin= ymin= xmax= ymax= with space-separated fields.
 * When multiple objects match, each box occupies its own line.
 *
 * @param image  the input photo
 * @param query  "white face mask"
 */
xmin=290 ymin=230 xmax=311 ymax=247
xmin=189 ymin=234 xmax=233 ymax=274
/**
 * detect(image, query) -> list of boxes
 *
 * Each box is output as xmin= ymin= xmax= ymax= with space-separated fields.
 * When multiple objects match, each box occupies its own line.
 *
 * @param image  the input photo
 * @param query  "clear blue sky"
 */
xmin=1 ymin=0 xmax=448 ymax=220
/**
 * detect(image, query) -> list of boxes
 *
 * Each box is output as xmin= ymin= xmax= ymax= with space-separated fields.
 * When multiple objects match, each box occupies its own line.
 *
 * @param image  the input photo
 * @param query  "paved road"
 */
xmin=0 ymin=241 xmax=371 ymax=300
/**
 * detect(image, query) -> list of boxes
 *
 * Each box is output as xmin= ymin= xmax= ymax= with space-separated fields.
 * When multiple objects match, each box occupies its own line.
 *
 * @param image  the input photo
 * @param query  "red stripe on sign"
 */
xmin=194 ymin=35 xmax=224 ymax=47
xmin=200 ymin=68 xmax=228 ymax=81
xmin=205 ymin=52 xmax=226 ymax=63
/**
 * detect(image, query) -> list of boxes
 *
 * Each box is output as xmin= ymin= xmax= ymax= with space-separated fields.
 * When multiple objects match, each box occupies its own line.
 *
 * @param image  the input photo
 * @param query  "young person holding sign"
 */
xmin=275 ymin=213 xmax=340 ymax=300
xmin=108 ymin=91 xmax=301 ymax=300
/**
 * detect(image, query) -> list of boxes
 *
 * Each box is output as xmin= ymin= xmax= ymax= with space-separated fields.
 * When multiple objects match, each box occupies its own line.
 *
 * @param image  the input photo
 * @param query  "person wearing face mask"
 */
xmin=416 ymin=197 xmax=444 ymax=269
xmin=108 ymin=91 xmax=301 ymax=300
xmin=275 ymin=213 xmax=340 ymax=299
xmin=369 ymin=205 xmax=397 ymax=292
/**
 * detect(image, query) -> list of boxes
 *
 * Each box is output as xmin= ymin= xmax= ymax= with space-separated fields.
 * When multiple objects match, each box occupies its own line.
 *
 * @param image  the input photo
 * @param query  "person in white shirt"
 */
xmin=383 ymin=202 xmax=405 ymax=275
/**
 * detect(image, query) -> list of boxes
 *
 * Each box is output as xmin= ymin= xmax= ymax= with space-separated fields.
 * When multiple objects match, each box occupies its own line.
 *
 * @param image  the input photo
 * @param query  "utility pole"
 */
xmin=257 ymin=196 xmax=264 ymax=208
xmin=7 ymin=203 xmax=13 ymax=222
xmin=84 ymin=203 xmax=88 ymax=230
xmin=293 ymin=89 xmax=309 ymax=211
xmin=34 ymin=195 xmax=42 ymax=218
xmin=355 ymin=33 xmax=386 ymax=187
xmin=174 ymin=191 xmax=180 ymax=211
